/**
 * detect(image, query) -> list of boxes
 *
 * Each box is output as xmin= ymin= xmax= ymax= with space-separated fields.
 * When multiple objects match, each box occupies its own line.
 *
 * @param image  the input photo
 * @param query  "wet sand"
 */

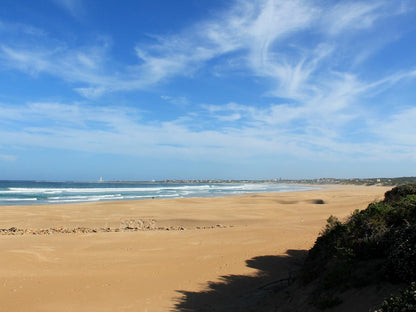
xmin=0 ymin=185 xmax=390 ymax=311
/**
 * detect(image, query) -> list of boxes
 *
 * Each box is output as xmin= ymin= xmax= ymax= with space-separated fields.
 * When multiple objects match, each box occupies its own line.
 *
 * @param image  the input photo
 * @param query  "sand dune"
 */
xmin=0 ymin=185 xmax=390 ymax=311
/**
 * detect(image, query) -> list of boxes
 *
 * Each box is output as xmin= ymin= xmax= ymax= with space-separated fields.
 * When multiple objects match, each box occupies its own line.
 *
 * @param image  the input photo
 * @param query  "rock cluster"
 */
xmin=195 ymin=224 xmax=231 ymax=229
xmin=1 ymin=226 xmax=104 ymax=235
xmin=0 ymin=221 xmax=233 ymax=236
xmin=120 ymin=219 xmax=156 ymax=230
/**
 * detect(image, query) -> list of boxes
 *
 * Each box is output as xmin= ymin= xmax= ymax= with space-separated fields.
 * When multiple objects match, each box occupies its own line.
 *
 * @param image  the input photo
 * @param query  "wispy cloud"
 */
xmin=51 ymin=0 xmax=85 ymax=18
xmin=372 ymin=107 xmax=416 ymax=148
xmin=161 ymin=95 xmax=189 ymax=107
xmin=0 ymin=20 xmax=46 ymax=37
xmin=1 ymin=43 xmax=107 ymax=79
xmin=0 ymin=41 xmax=136 ymax=98
xmin=323 ymin=1 xmax=386 ymax=36
xmin=0 ymin=154 xmax=17 ymax=162
xmin=0 ymin=0 xmax=411 ymax=101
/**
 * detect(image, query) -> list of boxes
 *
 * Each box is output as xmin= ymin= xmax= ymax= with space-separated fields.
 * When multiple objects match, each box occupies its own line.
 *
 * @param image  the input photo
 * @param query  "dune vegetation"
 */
xmin=301 ymin=184 xmax=416 ymax=310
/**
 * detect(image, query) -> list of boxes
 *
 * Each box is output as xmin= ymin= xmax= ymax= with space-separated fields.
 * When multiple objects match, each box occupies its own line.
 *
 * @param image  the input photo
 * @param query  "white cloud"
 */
xmin=323 ymin=2 xmax=386 ymax=35
xmin=0 ymin=44 xmax=107 ymax=80
xmin=0 ymin=46 xmax=50 ymax=75
xmin=0 ymin=20 xmax=46 ymax=37
xmin=357 ymin=69 xmax=416 ymax=95
xmin=131 ymin=0 xmax=319 ymax=99
xmin=51 ymin=0 xmax=84 ymax=18
xmin=372 ymin=107 xmax=416 ymax=146
xmin=0 ymin=154 xmax=17 ymax=162
xmin=161 ymin=95 xmax=189 ymax=107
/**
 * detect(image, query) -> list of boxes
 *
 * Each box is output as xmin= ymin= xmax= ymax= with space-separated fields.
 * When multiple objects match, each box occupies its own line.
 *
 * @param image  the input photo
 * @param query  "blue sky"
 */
xmin=0 ymin=0 xmax=416 ymax=181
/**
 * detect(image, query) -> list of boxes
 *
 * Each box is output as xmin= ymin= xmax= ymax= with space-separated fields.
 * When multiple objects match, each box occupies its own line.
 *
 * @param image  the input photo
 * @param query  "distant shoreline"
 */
xmin=1 ymin=176 xmax=414 ymax=185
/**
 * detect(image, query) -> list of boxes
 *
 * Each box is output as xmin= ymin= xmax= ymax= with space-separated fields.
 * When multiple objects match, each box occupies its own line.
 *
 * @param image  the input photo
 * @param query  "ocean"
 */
xmin=0 ymin=180 xmax=314 ymax=205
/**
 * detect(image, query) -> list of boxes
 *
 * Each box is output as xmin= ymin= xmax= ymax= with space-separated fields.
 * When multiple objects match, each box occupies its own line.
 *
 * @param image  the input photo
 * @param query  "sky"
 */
xmin=0 ymin=0 xmax=416 ymax=181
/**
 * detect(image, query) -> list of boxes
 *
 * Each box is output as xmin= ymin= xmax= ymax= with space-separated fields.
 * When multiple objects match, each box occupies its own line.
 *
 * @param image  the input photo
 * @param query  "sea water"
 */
xmin=0 ymin=180 xmax=314 ymax=205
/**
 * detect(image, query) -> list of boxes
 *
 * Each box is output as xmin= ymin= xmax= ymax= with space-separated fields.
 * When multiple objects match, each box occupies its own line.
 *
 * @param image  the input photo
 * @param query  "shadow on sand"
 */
xmin=172 ymin=249 xmax=307 ymax=312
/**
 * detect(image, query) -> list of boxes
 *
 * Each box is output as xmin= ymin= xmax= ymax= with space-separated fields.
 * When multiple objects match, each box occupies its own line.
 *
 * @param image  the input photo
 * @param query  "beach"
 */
xmin=0 ymin=185 xmax=390 ymax=311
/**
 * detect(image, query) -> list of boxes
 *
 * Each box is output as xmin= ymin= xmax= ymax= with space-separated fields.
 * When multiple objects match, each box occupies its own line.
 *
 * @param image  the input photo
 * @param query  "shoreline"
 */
xmin=0 ymin=181 xmax=317 ymax=206
xmin=0 ymin=185 xmax=391 ymax=311
xmin=0 ymin=185 xmax=321 ymax=207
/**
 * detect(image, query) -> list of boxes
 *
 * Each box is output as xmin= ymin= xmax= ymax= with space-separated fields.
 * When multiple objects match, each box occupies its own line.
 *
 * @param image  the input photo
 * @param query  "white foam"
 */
xmin=49 ymin=194 xmax=123 ymax=200
xmin=1 ymin=198 xmax=37 ymax=201
xmin=6 ymin=187 xmax=153 ymax=193
xmin=46 ymin=193 xmax=180 ymax=203
xmin=5 ymin=186 xmax=213 ymax=194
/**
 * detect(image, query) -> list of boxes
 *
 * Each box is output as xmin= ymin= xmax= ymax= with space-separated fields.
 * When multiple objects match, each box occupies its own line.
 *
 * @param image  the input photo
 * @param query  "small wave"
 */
xmin=122 ymin=194 xmax=179 ymax=199
xmin=170 ymin=185 xmax=211 ymax=190
xmin=48 ymin=199 xmax=90 ymax=203
xmin=48 ymin=194 xmax=123 ymax=200
xmin=46 ymin=193 xmax=180 ymax=203
xmin=1 ymin=198 xmax=38 ymax=201
xmin=48 ymin=194 xmax=124 ymax=202
xmin=6 ymin=187 xmax=151 ymax=194
xmin=4 ymin=185 xmax=218 ymax=194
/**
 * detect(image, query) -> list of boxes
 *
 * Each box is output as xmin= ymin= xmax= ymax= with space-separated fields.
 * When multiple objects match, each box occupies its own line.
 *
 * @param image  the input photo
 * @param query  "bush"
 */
xmin=385 ymin=225 xmax=416 ymax=283
xmin=375 ymin=282 xmax=416 ymax=312
xmin=302 ymin=184 xmax=416 ymax=309
xmin=384 ymin=184 xmax=416 ymax=205
xmin=312 ymin=294 xmax=342 ymax=310
xmin=302 ymin=215 xmax=349 ymax=283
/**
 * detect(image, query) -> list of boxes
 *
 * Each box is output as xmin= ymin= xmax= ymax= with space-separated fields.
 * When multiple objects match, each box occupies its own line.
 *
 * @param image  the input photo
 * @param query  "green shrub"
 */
xmin=312 ymin=294 xmax=342 ymax=310
xmin=375 ymin=282 xmax=416 ymax=312
xmin=302 ymin=184 xmax=416 ymax=309
xmin=385 ymin=225 xmax=416 ymax=283
xmin=302 ymin=216 xmax=349 ymax=283
xmin=383 ymin=184 xmax=416 ymax=205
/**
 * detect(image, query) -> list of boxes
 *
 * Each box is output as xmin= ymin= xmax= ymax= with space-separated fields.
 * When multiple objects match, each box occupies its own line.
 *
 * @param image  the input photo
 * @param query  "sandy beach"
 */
xmin=0 ymin=185 xmax=391 ymax=311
